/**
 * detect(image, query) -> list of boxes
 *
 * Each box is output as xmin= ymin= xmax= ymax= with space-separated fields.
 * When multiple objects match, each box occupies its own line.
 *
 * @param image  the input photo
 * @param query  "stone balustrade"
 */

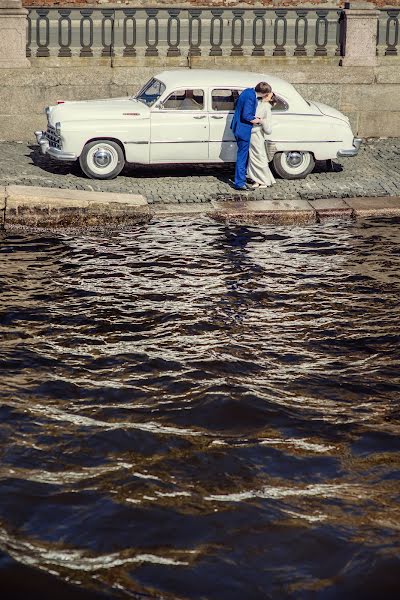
xmin=0 ymin=2 xmax=399 ymax=66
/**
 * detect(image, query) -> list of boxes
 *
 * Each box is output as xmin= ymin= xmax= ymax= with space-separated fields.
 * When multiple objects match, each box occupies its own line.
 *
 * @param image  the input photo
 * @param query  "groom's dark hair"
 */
xmin=255 ymin=82 xmax=272 ymax=95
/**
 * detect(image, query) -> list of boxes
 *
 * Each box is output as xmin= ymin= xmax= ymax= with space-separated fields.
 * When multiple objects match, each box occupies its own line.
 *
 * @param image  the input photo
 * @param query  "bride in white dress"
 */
xmin=247 ymin=93 xmax=276 ymax=189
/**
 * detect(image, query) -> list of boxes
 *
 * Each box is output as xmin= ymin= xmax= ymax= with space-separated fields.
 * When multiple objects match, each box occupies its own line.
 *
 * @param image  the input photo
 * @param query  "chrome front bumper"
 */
xmin=34 ymin=130 xmax=77 ymax=161
xmin=337 ymin=137 xmax=362 ymax=158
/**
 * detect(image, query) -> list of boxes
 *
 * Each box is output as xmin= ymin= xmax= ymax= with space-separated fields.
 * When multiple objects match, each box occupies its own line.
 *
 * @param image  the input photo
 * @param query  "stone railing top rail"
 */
xmin=21 ymin=2 xmax=400 ymax=8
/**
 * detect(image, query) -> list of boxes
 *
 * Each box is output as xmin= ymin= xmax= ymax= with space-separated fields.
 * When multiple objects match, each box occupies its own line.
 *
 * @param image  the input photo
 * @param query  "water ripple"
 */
xmin=0 ymin=218 xmax=399 ymax=599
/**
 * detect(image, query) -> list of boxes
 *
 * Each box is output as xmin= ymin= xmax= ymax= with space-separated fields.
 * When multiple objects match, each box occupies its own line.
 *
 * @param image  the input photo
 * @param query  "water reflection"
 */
xmin=0 ymin=218 xmax=399 ymax=599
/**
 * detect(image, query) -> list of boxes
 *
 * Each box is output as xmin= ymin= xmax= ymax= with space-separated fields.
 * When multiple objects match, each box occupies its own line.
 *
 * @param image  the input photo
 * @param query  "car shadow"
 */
xmin=27 ymin=144 xmax=82 ymax=177
xmin=314 ymin=159 xmax=343 ymax=174
xmin=121 ymin=161 xmax=234 ymax=180
xmin=211 ymin=158 xmax=343 ymax=187
xmin=27 ymin=143 xmax=343 ymax=182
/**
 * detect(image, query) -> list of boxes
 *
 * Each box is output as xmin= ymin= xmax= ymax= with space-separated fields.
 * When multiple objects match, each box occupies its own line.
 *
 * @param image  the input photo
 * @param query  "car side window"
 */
xmin=163 ymin=89 xmax=204 ymax=110
xmin=135 ymin=78 xmax=166 ymax=107
xmin=272 ymin=96 xmax=289 ymax=112
xmin=211 ymin=89 xmax=242 ymax=112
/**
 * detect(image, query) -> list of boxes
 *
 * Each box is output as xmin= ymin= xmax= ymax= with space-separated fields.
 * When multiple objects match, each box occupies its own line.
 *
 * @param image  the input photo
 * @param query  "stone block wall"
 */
xmin=0 ymin=58 xmax=399 ymax=141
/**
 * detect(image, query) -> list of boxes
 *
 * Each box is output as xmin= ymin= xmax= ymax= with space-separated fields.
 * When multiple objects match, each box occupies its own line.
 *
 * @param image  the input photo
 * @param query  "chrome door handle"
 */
xmin=193 ymin=115 xmax=206 ymax=119
xmin=211 ymin=116 xmax=224 ymax=119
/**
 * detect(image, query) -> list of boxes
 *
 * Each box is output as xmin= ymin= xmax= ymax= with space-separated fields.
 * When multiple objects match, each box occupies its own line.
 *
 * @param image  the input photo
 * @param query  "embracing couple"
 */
xmin=231 ymin=82 xmax=276 ymax=191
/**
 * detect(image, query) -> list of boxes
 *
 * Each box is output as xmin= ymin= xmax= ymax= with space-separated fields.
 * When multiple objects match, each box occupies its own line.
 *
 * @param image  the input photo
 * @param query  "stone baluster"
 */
xmin=210 ymin=9 xmax=223 ymax=56
xmin=36 ymin=8 xmax=50 ymax=58
xmin=294 ymin=9 xmax=308 ymax=56
xmin=145 ymin=8 xmax=159 ymax=57
xmin=101 ymin=8 xmax=114 ymax=57
xmin=314 ymin=10 xmax=329 ymax=56
xmin=273 ymin=10 xmax=287 ymax=57
xmin=230 ymin=10 xmax=244 ymax=57
xmin=26 ymin=7 xmax=31 ymax=58
xmin=188 ymin=9 xmax=202 ymax=57
xmin=58 ymin=9 xmax=72 ymax=58
xmin=123 ymin=9 xmax=136 ymax=57
xmin=80 ymin=9 xmax=94 ymax=58
xmin=252 ymin=10 xmax=266 ymax=57
xmin=167 ymin=8 xmax=181 ymax=57
xmin=384 ymin=9 xmax=399 ymax=56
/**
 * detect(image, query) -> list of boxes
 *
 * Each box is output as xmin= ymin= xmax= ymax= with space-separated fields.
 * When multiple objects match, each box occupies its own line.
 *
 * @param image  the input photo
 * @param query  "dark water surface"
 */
xmin=0 ymin=217 xmax=399 ymax=600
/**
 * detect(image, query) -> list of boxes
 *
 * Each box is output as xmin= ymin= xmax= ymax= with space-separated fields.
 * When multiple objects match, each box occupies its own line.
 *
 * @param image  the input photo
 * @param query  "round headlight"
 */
xmin=55 ymin=122 xmax=61 ymax=135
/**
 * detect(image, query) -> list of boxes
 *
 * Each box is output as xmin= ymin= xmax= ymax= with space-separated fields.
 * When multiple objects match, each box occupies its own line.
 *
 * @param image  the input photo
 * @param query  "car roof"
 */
xmin=155 ymin=69 xmax=300 ymax=99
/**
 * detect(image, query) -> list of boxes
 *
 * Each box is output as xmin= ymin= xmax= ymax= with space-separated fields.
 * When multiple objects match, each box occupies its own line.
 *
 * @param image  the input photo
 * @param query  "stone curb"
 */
xmin=4 ymin=185 xmax=150 ymax=229
xmin=1 ymin=185 xmax=400 ymax=230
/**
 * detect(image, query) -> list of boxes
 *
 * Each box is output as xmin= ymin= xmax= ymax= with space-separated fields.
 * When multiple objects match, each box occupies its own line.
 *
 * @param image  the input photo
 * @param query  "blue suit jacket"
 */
xmin=230 ymin=88 xmax=257 ymax=142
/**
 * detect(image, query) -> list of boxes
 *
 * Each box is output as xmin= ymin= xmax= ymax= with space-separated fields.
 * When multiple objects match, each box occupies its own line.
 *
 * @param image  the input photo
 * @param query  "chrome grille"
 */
xmin=46 ymin=125 xmax=61 ymax=149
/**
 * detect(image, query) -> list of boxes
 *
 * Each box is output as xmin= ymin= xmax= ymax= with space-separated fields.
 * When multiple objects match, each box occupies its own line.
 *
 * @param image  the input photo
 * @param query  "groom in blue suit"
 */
xmin=230 ymin=82 xmax=270 ymax=190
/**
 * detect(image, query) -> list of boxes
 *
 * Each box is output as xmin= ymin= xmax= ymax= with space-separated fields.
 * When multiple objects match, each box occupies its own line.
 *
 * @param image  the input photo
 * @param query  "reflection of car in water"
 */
xmin=35 ymin=69 xmax=361 ymax=180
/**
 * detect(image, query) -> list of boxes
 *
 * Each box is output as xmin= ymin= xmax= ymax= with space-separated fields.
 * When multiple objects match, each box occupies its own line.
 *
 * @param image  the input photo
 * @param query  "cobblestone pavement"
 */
xmin=1 ymin=139 xmax=399 ymax=204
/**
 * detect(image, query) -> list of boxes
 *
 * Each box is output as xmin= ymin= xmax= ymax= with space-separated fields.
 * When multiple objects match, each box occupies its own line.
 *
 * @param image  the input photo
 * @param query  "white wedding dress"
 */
xmin=247 ymin=100 xmax=276 ymax=187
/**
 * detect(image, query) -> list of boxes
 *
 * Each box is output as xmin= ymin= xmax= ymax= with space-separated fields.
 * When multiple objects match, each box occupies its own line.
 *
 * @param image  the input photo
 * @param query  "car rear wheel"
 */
xmin=272 ymin=151 xmax=315 ymax=180
xmin=79 ymin=140 xmax=125 ymax=180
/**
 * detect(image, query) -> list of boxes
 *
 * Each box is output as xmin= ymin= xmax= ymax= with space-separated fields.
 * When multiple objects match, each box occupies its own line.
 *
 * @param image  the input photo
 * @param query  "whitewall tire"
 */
xmin=79 ymin=140 xmax=125 ymax=180
xmin=272 ymin=151 xmax=315 ymax=180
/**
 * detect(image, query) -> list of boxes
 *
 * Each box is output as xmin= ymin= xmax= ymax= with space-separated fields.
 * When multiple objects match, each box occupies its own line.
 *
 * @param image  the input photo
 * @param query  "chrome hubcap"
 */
xmin=286 ymin=152 xmax=304 ymax=167
xmin=93 ymin=148 xmax=113 ymax=168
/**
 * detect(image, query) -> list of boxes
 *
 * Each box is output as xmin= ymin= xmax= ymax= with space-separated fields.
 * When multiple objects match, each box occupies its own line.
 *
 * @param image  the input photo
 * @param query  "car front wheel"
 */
xmin=272 ymin=151 xmax=315 ymax=179
xmin=79 ymin=140 xmax=125 ymax=180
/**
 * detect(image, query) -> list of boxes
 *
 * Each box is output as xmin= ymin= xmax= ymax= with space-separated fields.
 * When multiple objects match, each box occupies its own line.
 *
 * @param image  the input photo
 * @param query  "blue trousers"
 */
xmin=234 ymin=137 xmax=251 ymax=188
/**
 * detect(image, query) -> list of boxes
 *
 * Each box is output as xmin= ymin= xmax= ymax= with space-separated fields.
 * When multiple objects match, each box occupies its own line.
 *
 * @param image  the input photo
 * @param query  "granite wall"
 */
xmin=0 ymin=57 xmax=399 ymax=141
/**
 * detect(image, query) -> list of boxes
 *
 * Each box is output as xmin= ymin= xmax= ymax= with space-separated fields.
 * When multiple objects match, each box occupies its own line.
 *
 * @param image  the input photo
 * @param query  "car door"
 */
xmin=150 ymin=88 xmax=209 ymax=162
xmin=208 ymin=88 xmax=243 ymax=162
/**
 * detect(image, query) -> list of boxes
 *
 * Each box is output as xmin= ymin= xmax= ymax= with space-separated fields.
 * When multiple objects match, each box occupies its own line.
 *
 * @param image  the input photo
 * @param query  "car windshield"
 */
xmin=134 ymin=78 xmax=166 ymax=107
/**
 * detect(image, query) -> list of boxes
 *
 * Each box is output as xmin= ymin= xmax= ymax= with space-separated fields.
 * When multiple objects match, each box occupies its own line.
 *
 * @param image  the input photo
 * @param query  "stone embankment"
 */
xmin=1 ymin=185 xmax=400 ymax=229
xmin=0 ymin=138 xmax=399 ymax=229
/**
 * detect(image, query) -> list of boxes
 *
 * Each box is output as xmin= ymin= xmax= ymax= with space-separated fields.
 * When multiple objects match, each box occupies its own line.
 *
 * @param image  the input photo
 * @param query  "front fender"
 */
xmin=60 ymin=119 xmax=150 ymax=162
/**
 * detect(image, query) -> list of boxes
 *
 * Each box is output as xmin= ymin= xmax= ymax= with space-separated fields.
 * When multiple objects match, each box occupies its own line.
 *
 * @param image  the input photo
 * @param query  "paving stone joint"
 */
xmin=0 ymin=138 xmax=398 ymax=205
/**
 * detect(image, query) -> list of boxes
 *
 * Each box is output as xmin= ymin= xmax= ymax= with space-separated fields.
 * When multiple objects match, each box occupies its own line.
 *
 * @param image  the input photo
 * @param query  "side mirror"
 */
xmin=156 ymin=101 xmax=164 ymax=109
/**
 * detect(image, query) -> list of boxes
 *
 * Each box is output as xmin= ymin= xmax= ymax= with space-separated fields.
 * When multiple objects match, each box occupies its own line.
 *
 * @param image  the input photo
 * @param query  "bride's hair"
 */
xmin=255 ymin=82 xmax=272 ymax=95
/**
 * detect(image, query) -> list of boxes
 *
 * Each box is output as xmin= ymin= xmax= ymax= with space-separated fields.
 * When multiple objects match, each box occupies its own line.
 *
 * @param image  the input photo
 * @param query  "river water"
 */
xmin=0 ymin=217 xmax=399 ymax=599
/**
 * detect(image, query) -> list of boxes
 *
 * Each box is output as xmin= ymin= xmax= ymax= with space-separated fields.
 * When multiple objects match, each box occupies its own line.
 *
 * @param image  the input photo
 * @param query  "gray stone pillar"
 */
xmin=0 ymin=0 xmax=30 ymax=68
xmin=341 ymin=1 xmax=379 ymax=67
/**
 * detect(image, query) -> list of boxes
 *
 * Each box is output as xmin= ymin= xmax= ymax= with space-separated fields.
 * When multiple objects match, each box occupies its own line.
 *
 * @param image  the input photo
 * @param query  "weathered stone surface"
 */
xmin=111 ymin=66 xmax=164 ymax=88
xmin=43 ymin=85 xmax=116 ymax=108
xmin=343 ymin=112 xmax=360 ymax=137
xmin=345 ymin=196 xmax=400 ymax=217
xmin=0 ymin=1 xmax=30 ymax=69
xmin=0 ymin=114 xmax=47 ymax=140
xmin=152 ymin=203 xmax=215 ymax=216
xmin=5 ymin=185 xmax=150 ymax=228
xmin=50 ymin=67 xmax=114 ymax=87
xmin=340 ymin=84 xmax=400 ymax=112
xmin=29 ymin=57 xmax=113 ymax=70
xmin=273 ymin=66 xmax=374 ymax=85
xmin=375 ymin=65 xmax=400 ymax=85
xmin=358 ymin=112 xmax=400 ymax=138
xmin=211 ymin=198 xmax=316 ymax=225
xmin=341 ymin=7 xmax=379 ymax=67
xmin=296 ymin=83 xmax=342 ymax=110
xmin=0 ymin=185 xmax=6 ymax=229
xmin=309 ymin=198 xmax=354 ymax=220
xmin=0 ymin=86 xmax=47 ymax=115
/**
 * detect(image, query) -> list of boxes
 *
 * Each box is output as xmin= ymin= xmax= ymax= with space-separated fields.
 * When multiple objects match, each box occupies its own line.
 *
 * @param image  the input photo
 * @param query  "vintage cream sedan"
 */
xmin=35 ymin=69 xmax=361 ymax=180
